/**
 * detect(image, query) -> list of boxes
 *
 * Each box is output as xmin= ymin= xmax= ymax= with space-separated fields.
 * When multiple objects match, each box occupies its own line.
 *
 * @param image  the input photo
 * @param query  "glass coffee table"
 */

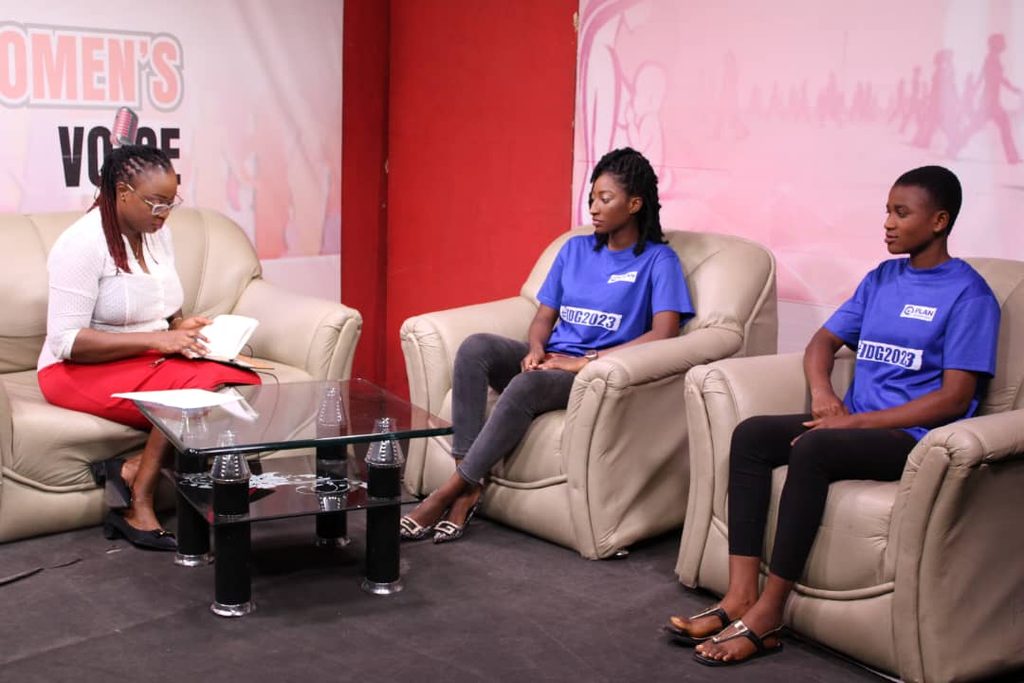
xmin=132 ymin=378 xmax=451 ymax=617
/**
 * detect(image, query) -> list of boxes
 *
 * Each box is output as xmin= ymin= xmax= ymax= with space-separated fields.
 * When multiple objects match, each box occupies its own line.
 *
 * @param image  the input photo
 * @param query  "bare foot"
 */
xmin=668 ymin=592 xmax=757 ymax=640
xmin=122 ymin=506 xmax=163 ymax=532
xmin=120 ymin=456 xmax=141 ymax=489
xmin=407 ymin=488 xmax=454 ymax=528
xmin=442 ymin=485 xmax=482 ymax=527
xmin=694 ymin=601 xmax=782 ymax=663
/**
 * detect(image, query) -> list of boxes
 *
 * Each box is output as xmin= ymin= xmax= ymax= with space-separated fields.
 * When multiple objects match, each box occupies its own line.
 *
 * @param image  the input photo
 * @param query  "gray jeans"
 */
xmin=452 ymin=333 xmax=576 ymax=484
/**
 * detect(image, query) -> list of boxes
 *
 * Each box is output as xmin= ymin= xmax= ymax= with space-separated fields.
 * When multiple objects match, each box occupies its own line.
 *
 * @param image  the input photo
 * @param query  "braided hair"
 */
xmin=589 ymin=147 xmax=664 ymax=255
xmin=92 ymin=145 xmax=175 ymax=273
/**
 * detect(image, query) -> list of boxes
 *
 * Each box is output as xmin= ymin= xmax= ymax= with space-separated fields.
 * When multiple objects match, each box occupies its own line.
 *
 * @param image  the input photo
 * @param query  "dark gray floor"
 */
xmin=0 ymin=515 xmax=881 ymax=682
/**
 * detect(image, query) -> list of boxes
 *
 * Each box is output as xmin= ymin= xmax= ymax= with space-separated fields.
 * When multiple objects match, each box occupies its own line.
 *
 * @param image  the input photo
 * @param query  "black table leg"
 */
xmin=174 ymin=450 xmax=211 ymax=567
xmin=315 ymin=510 xmax=350 ymax=548
xmin=211 ymin=520 xmax=254 ymax=617
xmin=362 ymin=464 xmax=403 ymax=595
xmin=362 ymin=502 xmax=402 ymax=594
xmin=315 ymin=443 xmax=350 ymax=548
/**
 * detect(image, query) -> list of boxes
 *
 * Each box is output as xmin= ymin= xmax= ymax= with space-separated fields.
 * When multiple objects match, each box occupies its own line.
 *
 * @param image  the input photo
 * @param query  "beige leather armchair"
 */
xmin=0 ymin=208 xmax=361 ymax=542
xmin=675 ymin=257 xmax=1024 ymax=682
xmin=401 ymin=227 xmax=777 ymax=559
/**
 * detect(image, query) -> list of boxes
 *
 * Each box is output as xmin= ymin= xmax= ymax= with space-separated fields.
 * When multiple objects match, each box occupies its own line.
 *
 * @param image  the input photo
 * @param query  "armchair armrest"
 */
xmin=400 ymin=296 xmax=537 ymax=416
xmin=676 ymin=349 xmax=855 ymax=585
xmin=888 ymin=409 xmax=1024 ymax=682
xmin=562 ymin=324 xmax=744 ymax=559
xmin=0 ymin=380 xmax=11 ymax=470
xmin=911 ymin=410 xmax=1024 ymax=468
xmin=231 ymin=279 xmax=362 ymax=380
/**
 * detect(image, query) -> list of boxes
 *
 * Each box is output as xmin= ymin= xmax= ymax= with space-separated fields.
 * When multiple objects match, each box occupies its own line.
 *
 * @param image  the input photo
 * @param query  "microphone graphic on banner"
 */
xmin=110 ymin=107 xmax=138 ymax=148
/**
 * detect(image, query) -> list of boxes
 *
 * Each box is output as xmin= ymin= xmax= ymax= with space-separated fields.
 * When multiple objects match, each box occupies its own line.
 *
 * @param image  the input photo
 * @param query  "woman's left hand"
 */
xmin=537 ymin=354 xmax=588 ymax=374
xmin=792 ymin=413 xmax=864 ymax=446
xmin=173 ymin=316 xmax=213 ymax=332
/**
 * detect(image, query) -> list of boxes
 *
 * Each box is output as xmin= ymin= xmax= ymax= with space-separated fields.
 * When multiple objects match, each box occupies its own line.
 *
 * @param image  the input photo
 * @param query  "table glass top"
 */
xmin=134 ymin=378 xmax=451 ymax=456
xmin=133 ymin=379 xmax=450 ymax=525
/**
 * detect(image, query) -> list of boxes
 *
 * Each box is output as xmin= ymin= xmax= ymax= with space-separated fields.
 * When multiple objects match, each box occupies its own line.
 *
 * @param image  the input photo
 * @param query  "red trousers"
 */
xmin=38 ymin=353 xmax=261 ymax=430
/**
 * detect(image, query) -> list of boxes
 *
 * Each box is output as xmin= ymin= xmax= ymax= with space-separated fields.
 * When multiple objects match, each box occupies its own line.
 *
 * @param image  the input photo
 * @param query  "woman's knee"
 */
xmin=497 ymin=371 xmax=561 ymax=415
xmin=455 ymin=333 xmax=503 ymax=366
xmin=787 ymin=431 xmax=832 ymax=474
xmin=730 ymin=415 xmax=783 ymax=455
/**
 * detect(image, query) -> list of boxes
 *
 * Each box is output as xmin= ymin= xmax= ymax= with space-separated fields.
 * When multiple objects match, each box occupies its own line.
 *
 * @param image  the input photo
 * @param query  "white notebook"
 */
xmin=199 ymin=314 xmax=259 ymax=362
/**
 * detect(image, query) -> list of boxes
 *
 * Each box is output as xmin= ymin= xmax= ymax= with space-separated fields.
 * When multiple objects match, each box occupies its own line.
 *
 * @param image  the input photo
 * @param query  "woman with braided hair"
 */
xmin=38 ymin=145 xmax=259 ymax=551
xmin=400 ymin=147 xmax=693 ymax=543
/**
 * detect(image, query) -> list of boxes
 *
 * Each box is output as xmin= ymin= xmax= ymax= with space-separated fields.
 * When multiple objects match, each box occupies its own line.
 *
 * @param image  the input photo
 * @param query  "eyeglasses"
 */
xmin=124 ymin=183 xmax=183 ymax=216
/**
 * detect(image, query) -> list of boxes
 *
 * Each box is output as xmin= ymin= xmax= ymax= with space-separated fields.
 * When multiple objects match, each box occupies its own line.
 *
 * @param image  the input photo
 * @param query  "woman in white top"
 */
xmin=38 ymin=145 xmax=259 ymax=550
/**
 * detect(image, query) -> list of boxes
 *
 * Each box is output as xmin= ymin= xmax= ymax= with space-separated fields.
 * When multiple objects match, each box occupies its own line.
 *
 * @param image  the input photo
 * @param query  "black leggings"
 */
xmin=728 ymin=414 xmax=917 ymax=581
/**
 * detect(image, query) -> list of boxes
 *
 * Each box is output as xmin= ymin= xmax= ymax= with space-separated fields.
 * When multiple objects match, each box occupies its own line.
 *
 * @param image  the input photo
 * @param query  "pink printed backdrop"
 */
xmin=574 ymin=0 xmax=1024 ymax=308
xmin=0 ymin=1 xmax=341 ymax=292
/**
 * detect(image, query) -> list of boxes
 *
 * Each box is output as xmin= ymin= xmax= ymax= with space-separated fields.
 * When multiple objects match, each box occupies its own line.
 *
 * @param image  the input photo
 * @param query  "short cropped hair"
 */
xmin=894 ymin=165 xmax=963 ymax=234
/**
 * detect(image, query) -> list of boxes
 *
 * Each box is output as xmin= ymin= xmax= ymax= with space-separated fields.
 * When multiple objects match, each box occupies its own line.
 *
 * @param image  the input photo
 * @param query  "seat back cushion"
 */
xmin=966 ymin=258 xmax=1024 ymax=414
xmin=520 ymin=227 xmax=777 ymax=357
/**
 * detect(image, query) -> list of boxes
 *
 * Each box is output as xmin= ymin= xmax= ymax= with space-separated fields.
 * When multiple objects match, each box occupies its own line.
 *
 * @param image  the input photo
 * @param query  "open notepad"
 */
xmin=199 ymin=314 xmax=259 ymax=364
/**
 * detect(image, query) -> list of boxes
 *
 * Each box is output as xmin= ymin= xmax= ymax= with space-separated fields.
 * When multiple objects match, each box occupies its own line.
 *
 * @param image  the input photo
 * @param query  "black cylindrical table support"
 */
xmin=174 ymin=450 xmax=212 ymax=567
xmin=368 ymin=464 xmax=401 ymax=499
xmin=213 ymin=480 xmax=249 ymax=517
xmin=316 ymin=510 xmax=348 ymax=545
xmin=315 ymin=443 xmax=350 ymax=548
xmin=362 ymin=464 xmax=402 ymax=594
xmin=211 ymin=520 xmax=253 ymax=617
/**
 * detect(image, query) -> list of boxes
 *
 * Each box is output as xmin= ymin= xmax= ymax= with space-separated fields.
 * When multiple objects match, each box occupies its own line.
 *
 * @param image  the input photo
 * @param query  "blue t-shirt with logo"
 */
xmin=824 ymin=258 xmax=1000 ymax=440
xmin=536 ymin=235 xmax=694 ymax=357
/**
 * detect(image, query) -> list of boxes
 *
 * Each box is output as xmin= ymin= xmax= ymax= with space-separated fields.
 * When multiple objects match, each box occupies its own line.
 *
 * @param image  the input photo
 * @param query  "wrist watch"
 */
xmin=584 ymin=349 xmax=599 ymax=362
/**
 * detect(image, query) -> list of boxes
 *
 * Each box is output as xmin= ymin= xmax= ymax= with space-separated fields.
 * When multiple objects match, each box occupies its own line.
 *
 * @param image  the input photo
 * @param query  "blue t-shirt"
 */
xmin=824 ymin=258 xmax=1000 ymax=439
xmin=536 ymin=235 xmax=694 ymax=357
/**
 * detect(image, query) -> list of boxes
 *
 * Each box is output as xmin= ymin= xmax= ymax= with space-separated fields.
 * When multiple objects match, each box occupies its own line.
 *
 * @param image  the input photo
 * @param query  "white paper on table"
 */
xmin=218 ymin=387 xmax=260 ymax=422
xmin=112 ymin=388 xmax=244 ymax=409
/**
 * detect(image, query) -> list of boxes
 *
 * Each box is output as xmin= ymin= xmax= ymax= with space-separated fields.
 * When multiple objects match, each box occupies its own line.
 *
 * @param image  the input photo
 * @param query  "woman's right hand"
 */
xmin=810 ymin=387 xmax=848 ymax=419
xmin=520 ymin=346 xmax=547 ymax=372
xmin=154 ymin=329 xmax=210 ymax=358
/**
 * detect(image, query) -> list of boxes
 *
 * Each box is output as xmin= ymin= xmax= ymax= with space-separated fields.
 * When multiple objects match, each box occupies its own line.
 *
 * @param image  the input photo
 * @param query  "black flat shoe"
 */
xmin=89 ymin=458 xmax=132 ymax=509
xmin=103 ymin=511 xmax=177 ymax=551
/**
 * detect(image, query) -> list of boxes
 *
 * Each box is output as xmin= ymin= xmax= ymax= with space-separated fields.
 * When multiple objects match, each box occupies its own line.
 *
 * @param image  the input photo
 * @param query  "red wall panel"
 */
xmin=384 ymin=0 xmax=578 ymax=395
xmin=341 ymin=0 xmax=390 ymax=383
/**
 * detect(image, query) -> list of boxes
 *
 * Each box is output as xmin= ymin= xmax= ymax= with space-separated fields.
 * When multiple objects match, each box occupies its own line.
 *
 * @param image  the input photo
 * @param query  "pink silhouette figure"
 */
xmin=713 ymin=51 xmax=748 ymax=139
xmin=817 ymin=72 xmax=845 ymax=127
xmin=953 ymin=34 xmax=1021 ymax=165
xmin=912 ymin=49 xmax=960 ymax=154
xmin=899 ymin=66 xmax=923 ymax=134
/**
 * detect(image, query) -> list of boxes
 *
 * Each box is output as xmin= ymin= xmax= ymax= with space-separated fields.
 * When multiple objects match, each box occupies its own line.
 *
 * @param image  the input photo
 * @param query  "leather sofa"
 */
xmin=400 ymin=227 xmax=777 ymax=559
xmin=675 ymin=257 xmax=1024 ymax=682
xmin=0 ymin=208 xmax=361 ymax=543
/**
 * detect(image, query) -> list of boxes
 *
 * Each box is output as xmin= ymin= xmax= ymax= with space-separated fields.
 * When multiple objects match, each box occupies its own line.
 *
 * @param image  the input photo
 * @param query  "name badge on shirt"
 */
xmin=607 ymin=271 xmax=638 ymax=284
xmin=559 ymin=305 xmax=623 ymax=331
xmin=899 ymin=304 xmax=937 ymax=322
xmin=857 ymin=340 xmax=923 ymax=370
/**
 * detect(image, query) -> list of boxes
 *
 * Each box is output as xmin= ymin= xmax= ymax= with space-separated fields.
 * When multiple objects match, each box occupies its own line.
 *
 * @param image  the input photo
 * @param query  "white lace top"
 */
xmin=38 ymin=209 xmax=184 ymax=370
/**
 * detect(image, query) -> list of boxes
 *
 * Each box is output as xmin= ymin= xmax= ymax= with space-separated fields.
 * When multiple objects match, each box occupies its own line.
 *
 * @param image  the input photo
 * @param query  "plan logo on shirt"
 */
xmin=857 ymin=340 xmax=923 ymax=371
xmin=607 ymin=271 xmax=638 ymax=284
xmin=559 ymin=305 xmax=622 ymax=331
xmin=900 ymin=304 xmax=937 ymax=322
